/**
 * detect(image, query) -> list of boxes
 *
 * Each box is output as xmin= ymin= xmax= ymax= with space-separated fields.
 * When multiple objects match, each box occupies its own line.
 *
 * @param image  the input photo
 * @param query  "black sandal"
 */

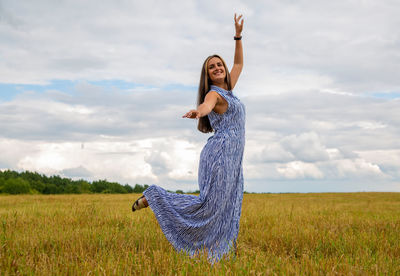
xmin=132 ymin=195 xmax=145 ymax=212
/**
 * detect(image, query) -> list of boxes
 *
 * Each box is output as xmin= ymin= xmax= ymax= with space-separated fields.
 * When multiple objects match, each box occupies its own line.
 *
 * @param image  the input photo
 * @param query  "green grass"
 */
xmin=1 ymin=193 xmax=399 ymax=275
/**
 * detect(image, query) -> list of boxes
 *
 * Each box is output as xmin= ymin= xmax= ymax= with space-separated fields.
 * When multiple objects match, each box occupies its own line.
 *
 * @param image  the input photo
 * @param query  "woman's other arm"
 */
xmin=182 ymin=91 xmax=220 ymax=119
xmin=230 ymin=13 xmax=244 ymax=90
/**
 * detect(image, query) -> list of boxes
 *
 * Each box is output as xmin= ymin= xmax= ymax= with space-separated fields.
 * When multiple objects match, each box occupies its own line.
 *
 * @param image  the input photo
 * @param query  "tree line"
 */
xmin=0 ymin=170 xmax=153 ymax=195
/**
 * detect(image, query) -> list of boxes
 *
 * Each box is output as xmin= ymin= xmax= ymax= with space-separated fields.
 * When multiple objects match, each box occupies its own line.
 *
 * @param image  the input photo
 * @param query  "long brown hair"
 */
xmin=197 ymin=55 xmax=232 ymax=133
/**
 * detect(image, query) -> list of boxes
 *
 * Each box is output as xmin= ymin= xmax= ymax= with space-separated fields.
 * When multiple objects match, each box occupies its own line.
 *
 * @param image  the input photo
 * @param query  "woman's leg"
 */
xmin=132 ymin=195 xmax=148 ymax=211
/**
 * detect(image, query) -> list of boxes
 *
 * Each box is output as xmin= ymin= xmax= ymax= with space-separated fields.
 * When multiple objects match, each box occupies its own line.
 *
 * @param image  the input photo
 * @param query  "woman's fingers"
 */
xmin=234 ymin=13 xmax=244 ymax=34
xmin=235 ymin=13 xmax=243 ymax=23
xmin=183 ymin=112 xmax=191 ymax=118
xmin=182 ymin=110 xmax=198 ymax=119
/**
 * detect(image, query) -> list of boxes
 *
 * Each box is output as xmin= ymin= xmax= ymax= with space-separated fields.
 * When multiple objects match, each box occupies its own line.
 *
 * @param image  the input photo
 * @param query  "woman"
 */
xmin=132 ymin=14 xmax=245 ymax=262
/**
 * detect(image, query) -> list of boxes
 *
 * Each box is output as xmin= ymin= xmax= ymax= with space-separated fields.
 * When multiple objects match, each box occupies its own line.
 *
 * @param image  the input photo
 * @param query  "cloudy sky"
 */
xmin=1 ymin=0 xmax=399 ymax=192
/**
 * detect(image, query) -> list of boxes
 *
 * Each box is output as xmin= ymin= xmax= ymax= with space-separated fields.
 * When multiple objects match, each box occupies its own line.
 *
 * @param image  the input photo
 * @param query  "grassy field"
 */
xmin=0 ymin=193 xmax=399 ymax=275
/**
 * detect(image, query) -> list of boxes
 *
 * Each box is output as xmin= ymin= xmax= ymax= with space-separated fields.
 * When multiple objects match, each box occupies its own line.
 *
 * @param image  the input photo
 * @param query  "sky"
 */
xmin=1 ymin=0 xmax=399 ymax=193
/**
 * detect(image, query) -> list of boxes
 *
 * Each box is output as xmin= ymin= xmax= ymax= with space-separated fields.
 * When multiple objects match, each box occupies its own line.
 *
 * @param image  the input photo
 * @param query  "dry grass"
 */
xmin=1 ymin=192 xmax=399 ymax=275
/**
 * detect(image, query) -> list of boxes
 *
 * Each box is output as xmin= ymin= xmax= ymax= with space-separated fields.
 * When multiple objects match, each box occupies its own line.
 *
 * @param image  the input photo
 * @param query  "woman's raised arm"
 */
xmin=230 ymin=13 xmax=244 ymax=90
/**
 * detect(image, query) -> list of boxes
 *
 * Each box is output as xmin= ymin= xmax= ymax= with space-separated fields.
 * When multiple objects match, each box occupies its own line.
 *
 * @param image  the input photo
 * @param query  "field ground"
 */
xmin=1 ymin=192 xmax=399 ymax=275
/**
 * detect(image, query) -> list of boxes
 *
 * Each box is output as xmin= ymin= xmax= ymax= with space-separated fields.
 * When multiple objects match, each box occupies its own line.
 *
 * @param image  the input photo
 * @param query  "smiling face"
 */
xmin=207 ymin=57 xmax=226 ymax=84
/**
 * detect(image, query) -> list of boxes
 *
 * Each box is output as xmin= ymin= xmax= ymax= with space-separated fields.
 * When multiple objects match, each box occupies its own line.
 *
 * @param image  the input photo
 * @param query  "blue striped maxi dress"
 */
xmin=143 ymin=85 xmax=246 ymax=262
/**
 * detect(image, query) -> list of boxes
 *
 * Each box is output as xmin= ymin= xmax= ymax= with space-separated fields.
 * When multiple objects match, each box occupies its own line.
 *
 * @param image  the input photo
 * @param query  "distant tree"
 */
xmin=2 ymin=178 xmax=31 ymax=194
xmin=124 ymin=184 xmax=134 ymax=193
xmin=176 ymin=190 xmax=184 ymax=194
xmin=132 ymin=184 xmax=144 ymax=193
xmin=75 ymin=179 xmax=91 ymax=193
xmin=21 ymin=171 xmax=43 ymax=184
xmin=1 ymin=170 xmax=19 ymax=181
xmin=91 ymin=179 xmax=128 ymax=194
xmin=109 ymin=182 xmax=127 ymax=194
xmin=91 ymin=180 xmax=109 ymax=193
xmin=0 ymin=177 xmax=5 ymax=191
xmin=43 ymin=183 xmax=59 ymax=194
xmin=0 ymin=169 xmax=150 ymax=195
xmin=49 ymin=175 xmax=71 ymax=193
xmin=65 ymin=183 xmax=80 ymax=194
xmin=30 ymin=180 xmax=45 ymax=193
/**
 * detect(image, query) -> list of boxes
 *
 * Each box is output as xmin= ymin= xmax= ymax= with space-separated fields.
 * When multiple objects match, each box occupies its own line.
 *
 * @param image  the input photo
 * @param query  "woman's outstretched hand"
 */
xmin=234 ymin=13 xmax=244 ymax=36
xmin=182 ymin=109 xmax=200 ymax=119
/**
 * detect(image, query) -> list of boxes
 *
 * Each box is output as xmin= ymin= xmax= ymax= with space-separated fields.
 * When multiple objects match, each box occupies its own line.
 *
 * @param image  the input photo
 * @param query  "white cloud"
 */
xmin=2 ymin=80 xmax=400 ymax=191
xmin=253 ymin=143 xmax=295 ymax=163
xmin=333 ymin=158 xmax=383 ymax=179
xmin=280 ymin=132 xmax=329 ymax=162
xmin=1 ymin=0 xmax=400 ymax=94
xmin=277 ymin=161 xmax=324 ymax=179
xmin=356 ymin=150 xmax=400 ymax=179
xmin=61 ymin=165 xmax=92 ymax=178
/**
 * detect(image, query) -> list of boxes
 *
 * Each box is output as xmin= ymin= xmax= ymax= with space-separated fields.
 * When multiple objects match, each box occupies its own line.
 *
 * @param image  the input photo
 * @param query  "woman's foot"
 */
xmin=132 ymin=195 xmax=148 ymax=212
